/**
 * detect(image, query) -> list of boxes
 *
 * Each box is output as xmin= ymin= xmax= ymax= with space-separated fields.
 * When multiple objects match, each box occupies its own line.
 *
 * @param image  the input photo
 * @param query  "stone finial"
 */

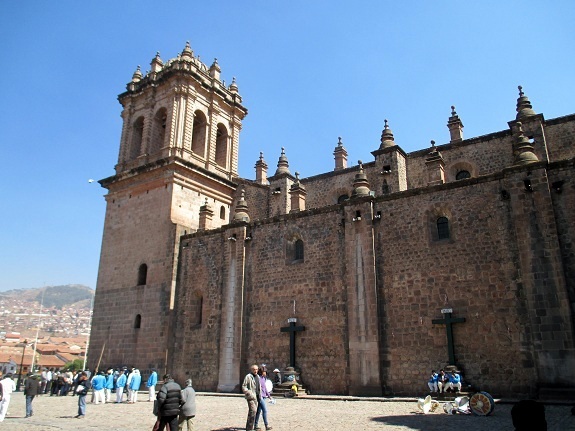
xmin=516 ymin=85 xmax=536 ymax=119
xmin=181 ymin=41 xmax=194 ymax=60
xmin=150 ymin=52 xmax=164 ymax=73
xmin=209 ymin=58 xmax=221 ymax=80
xmin=198 ymin=197 xmax=214 ymax=231
xmin=229 ymin=76 xmax=238 ymax=93
xmin=447 ymin=105 xmax=464 ymax=142
xmin=513 ymin=121 xmax=538 ymax=165
xmin=233 ymin=188 xmax=250 ymax=223
xmin=274 ymin=147 xmax=291 ymax=176
xmin=255 ymin=152 xmax=268 ymax=184
xmin=289 ymin=171 xmax=306 ymax=212
xmin=379 ymin=119 xmax=396 ymax=149
xmin=131 ymin=65 xmax=143 ymax=82
xmin=333 ymin=137 xmax=348 ymax=171
xmin=351 ymin=160 xmax=371 ymax=198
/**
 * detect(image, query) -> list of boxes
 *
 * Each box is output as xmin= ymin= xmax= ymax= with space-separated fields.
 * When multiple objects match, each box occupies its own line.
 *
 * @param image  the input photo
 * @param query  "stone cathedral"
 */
xmin=89 ymin=42 xmax=575 ymax=398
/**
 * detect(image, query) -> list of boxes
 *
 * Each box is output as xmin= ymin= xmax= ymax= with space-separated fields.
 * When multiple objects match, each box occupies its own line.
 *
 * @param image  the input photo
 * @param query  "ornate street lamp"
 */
xmin=15 ymin=339 xmax=28 ymax=392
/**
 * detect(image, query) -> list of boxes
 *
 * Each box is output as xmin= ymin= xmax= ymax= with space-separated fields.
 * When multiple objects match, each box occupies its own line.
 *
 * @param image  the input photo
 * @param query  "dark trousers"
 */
xmin=25 ymin=395 xmax=35 ymax=417
xmin=158 ymin=415 xmax=178 ymax=431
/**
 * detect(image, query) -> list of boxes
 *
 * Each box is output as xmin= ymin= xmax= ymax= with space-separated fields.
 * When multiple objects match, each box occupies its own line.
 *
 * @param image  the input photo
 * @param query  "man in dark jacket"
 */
xmin=24 ymin=373 xmax=41 ymax=418
xmin=156 ymin=373 xmax=182 ymax=431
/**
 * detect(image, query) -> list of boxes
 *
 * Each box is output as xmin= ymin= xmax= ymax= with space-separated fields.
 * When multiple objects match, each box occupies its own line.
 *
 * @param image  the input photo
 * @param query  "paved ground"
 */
xmin=1 ymin=391 xmax=574 ymax=431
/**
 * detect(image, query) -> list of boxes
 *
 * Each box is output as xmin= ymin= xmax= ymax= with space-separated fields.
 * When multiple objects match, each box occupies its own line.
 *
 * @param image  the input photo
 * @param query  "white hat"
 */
xmin=273 ymin=369 xmax=280 ymax=373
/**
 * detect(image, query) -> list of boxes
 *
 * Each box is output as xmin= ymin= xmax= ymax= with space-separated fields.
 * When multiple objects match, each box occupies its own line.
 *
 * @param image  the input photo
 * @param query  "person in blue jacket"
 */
xmin=104 ymin=369 xmax=114 ymax=402
xmin=147 ymin=369 xmax=158 ymax=401
xmin=115 ymin=369 xmax=127 ymax=403
xmin=448 ymin=371 xmax=462 ymax=392
xmin=91 ymin=371 xmax=106 ymax=404
xmin=128 ymin=369 xmax=142 ymax=403
xmin=427 ymin=370 xmax=439 ymax=393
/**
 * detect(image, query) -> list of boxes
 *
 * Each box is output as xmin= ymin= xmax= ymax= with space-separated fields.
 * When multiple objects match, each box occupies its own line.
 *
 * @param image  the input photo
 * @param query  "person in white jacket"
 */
xmin=0 ymin=374 xmax=17 ymax=422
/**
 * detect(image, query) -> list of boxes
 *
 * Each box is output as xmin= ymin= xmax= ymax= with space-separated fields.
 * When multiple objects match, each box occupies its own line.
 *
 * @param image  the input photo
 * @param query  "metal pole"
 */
xmin=15 ymin=340 xmax=28 ymax=392
xmin=31 ymin=288 xmax=46 ymax=372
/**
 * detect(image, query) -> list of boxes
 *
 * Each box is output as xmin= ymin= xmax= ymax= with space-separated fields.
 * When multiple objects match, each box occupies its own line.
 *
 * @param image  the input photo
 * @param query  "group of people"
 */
xmin=73 ymin=369 xmax=196 ymax=430
xmin=427 ymin=369 xmax=462 ymax=393
xmin=89 ymin=367 xmax=156 ymax=405
xmin=0 ymin=371 xmax=63 ymax=421
xmin=242 ymin=364 xmax=275 ymax=431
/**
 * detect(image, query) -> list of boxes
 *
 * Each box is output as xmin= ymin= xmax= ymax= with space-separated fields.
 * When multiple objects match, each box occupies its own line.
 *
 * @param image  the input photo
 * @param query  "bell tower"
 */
xmin=89 ymin=42 xmax=247 ymax=373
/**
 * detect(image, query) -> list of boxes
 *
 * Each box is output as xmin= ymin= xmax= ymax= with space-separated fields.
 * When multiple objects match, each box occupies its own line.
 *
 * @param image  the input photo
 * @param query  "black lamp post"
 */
xmin=15 ymin=339 xmax=28 ymax=392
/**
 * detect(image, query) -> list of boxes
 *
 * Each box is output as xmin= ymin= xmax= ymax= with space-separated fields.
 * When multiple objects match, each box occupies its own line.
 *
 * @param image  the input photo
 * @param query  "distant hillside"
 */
xmin=0 ymin=284 xmax=94 ymax=309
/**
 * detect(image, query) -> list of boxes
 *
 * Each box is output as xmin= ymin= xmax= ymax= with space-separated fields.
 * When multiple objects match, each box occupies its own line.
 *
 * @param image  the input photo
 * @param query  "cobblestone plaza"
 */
xmin=3 ymin=392 xmax=574 ymax=430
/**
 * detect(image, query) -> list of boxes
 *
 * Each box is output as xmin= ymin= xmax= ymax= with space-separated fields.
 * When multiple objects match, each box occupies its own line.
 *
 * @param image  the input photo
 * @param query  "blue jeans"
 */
xmin=78 ymin=395 xmax=86 ymax=416
xmin=255 ymin=397 xmax=269 ymax=427
xmin=25 ymin=395 xmax=35 ymax=417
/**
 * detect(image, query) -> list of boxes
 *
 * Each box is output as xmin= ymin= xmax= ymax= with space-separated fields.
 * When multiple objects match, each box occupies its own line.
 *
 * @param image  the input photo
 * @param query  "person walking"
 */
xmin=178 ymin=378 xmax=196 ymax=431
xmin=75 ymin=372 xmax=91 ymax=418
xmin=147 ymin=368 xmax=158 ymax=401
xmin=0 ymin=374 xmax=16 ymax=422
xmin=156 ymin=373 xmax=182 ymax=431
xmin=24 ymin=373 xmax=41 ymax=418
xmin=241 ymin=364 xmax=260 ymax=431
xmin=254 ymin=366 xmax=273 ymax=431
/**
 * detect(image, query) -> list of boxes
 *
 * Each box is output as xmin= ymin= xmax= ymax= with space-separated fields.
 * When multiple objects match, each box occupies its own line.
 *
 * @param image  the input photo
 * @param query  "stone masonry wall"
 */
xmin=91 ymin=179 xmax=178 ymax=374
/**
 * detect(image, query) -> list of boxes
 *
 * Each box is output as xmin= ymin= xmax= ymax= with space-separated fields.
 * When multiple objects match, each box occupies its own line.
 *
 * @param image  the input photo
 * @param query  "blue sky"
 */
xmin=1 ymin=1 xmax=574 ymax=291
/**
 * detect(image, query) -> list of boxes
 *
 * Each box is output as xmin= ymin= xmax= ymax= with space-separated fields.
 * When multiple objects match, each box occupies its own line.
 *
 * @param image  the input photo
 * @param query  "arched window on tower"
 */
xmin=456 ymin=170 xmax=471 ymax=180
xmin=382 ymin=180 xmax=391 ymax=194
xmin=215 ymin=124 xmax=228 ymax=168
xmin=130 ymin=117 xmax=145 ymax=160
xmin=295 ymin=239 xmax=304 ymax=261
xmin=190 ymin=293 xmax=203 ymax=329
xmin=150 ymin=108 xmax=167 ymax=155
xmin=220 ymin=206 xmax=226 ymax=220
xmin=191 ymin=110 xmax=207 ymax=157
xmin=134 ymin=314 xmax=141 ymax=329
xmin=137 ymin=263 xmax=148 ymax=286
xmin=437 ymin=217 xmax=450 ymax=240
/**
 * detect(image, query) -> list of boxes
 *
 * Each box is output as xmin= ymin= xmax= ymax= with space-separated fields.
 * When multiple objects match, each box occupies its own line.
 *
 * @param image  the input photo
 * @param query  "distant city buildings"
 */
xmin=0 ymin=296 xmax=90 ymax=375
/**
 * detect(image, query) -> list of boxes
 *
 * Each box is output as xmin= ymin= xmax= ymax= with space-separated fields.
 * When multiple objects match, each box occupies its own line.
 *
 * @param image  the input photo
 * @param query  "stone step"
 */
xmin=538 ymin=386 xmax=575 ymax=402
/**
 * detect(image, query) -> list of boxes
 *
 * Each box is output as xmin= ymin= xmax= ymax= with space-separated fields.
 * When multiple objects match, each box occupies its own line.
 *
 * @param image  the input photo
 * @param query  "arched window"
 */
xmin=191 ymin=110 xmax=207 ymax=157
xmin=337 ymin=194 xmax=348 ymax=204
xmin=437 ymin=217 xmax=450 ymax=240
xmin=130 ymin=117 xmax=145 ymax=160
xmin=456 ymin=170 xmax=471 ymax=180
xmin=190 ymin=293 xmax=203 ymax=328
xmin=215 ymin=124 xmax=228 ymax=167
xmin=220 ymin=206 xmax=226 ymax=220
xmin=382 ymin=180 xmax=391 ymax=194
xmin=134 ymin=314 xmax=141 ymax=329
xmin=137 ymin=264 xmax=148 ymax=286
xmin=295 ymin=239 xmax=304 ymax=261
xmin=150 ymin=108 xmax=167 ymax=155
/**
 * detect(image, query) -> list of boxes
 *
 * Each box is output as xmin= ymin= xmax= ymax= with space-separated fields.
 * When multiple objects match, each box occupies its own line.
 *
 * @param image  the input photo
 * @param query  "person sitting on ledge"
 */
xmin=447 ymin=370 xmax=462 ymax=392
xmin=427 ymin=370 xmax=439 ymax=393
